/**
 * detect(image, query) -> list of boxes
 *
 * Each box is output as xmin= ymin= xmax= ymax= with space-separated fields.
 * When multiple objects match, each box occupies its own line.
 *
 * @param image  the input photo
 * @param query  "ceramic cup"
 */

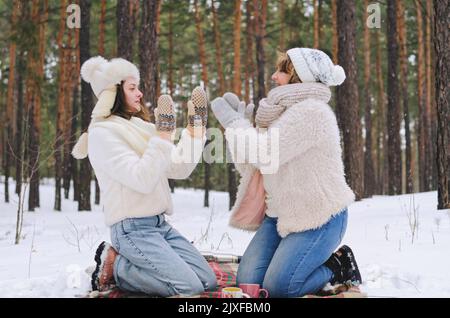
xmin=221 ymin=287 xmax=251 ymax=298
xmin=239 ymin=283 xmax=269 ymax=298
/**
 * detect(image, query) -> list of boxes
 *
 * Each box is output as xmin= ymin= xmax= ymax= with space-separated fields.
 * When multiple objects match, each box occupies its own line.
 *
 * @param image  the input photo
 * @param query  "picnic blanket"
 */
xmin=86 ymin=254 xmax=365 ymax=298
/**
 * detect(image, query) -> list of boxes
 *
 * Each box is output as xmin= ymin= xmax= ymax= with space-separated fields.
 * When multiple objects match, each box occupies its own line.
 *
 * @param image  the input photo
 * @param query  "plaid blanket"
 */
xmin=86 ymin=254 xmax=365 ymax=298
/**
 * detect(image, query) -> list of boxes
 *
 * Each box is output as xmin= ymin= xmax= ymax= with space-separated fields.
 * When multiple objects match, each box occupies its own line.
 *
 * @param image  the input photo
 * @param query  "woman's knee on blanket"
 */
xmin=262 ymin=276 xmax=302 ymax=298
xmin=262 ymin=268 xmax=316 ymax=298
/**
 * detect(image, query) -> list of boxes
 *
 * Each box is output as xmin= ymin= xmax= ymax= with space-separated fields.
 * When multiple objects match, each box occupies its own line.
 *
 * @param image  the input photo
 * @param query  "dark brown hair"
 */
xmin=276 ymin=52 xmax=302 ymax=84
xmin=107 ymin=81 xmax=151 ymax=122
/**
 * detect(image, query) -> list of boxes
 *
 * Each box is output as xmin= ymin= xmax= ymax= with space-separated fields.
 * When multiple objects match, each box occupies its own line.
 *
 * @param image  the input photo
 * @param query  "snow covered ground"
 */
xmin=1 ymin=179 xmax=449 ymax=298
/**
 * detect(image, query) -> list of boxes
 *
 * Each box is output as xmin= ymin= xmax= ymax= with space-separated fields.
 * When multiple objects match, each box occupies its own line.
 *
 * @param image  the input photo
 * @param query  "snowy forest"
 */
xmin=0 ymin=0 xmax=449 ymax=299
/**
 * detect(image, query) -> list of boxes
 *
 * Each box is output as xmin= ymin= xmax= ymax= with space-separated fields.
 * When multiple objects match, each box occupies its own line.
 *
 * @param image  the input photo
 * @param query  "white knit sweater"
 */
xmin=88 ymin=115 xmax=205 ymax=226
xmin=226 ymin=84 xmax=355 ymax=237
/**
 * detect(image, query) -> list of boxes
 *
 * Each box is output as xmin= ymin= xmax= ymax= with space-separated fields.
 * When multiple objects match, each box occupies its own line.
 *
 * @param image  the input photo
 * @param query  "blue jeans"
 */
xmin=237 ymin=208 xmax=348 ymax=298
xmin=110 ymin=214 xmax=217 ymax=297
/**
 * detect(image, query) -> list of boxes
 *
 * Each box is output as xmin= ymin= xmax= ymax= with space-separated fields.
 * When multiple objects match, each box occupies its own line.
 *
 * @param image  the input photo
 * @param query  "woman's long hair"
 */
xmin=108 ymin=81 xmax=151 ymax=122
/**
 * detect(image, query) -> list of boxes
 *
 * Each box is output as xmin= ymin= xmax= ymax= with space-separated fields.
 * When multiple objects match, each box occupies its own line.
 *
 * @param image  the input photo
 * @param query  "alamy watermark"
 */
xmin=169 ymin=127 xmax=281 ymax=174
xmin=66 ymin=4 xmax=80 ymax=29
xmin=367 ymin=3 xmax=381 ymax=29
xmin=67 ymin=2 xmax=382 ymax=30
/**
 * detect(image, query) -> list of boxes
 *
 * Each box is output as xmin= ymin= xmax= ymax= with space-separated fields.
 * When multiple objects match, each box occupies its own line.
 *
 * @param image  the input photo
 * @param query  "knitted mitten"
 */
xmin=188 ymin=86 xmax=208 ymax=129
xmin=211 ymin=97 xmax=241 ymax=129
xmin=155 ymin=95 xmax=176 ymax=132
xmin=223 ymin=92 xmax=255 ymax=123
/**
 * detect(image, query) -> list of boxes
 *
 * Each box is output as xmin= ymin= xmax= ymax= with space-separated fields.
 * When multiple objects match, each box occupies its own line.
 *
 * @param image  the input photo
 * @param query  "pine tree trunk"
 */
xmin=278 ymin=0 xmax=285 ymax=51
xmin=28 ymin=0 xmax=47 ymax=211
xmin=71 ymin=85 xmax=80 ymax=202
xmin=363 ymin=0 xmax=375 ymax=198
xmin=229 ymin=0 xmax=242 ymax=208
xmin=4 ymin=126 xmax=11 ymax=202
xmin=155 ymin=0 xmax=162 ymax=97
xmin=139 ymin=0 xmax=160 ymax=120
xmin=434 ymin=0 xmax=450 ymax=209
xmin=63 ymin=27 xmax=75 ymax=200
xmin=193 ymin=0 xmax=210 ymax=207
xmin=212 ymin=0 xmax=236 ymax=208
xmin=168 ymin=1 xmax=174 ymax=95
xmin=5 ymin=0 xmax=19 ymax=203
xmin=55 ymin=0 xmax=67 ymax=211
xmin=377 ymin=32 xmax=389 ymax=194
xmin=397 ymin=0 xmax=413 ymax=193
xmin=245 ymin=0 xmax=256 ymax=105
xmin=78 ymin=0 xmax=93 ymax=211
xmin=331 ymin=0 xmax=338 ymax=64
xmin=71 ymin=21 xmax=81 ymax=202
xmin=313 ymin=0 xmax=320 ymax=48
xmin=416 ymin=0 xmax=428 ymax=193
xmin=98 ymin=0 xmax=106 ymax=56
xmin=425 ymin=0 xmax=436 ymax=191
xmin=386 ymin=0 xmax=402 ymax=195
xmin=166 ymin=1 xmax=175 ymax=193
xmin=336 ymin=0 xmax=364 ymax=200
xmin=212 ymin=0 xmax=225 ymax=96
xmin=117 ymin=0 xmax=135 ymax=60
xmin=253 ymin=0 xmax=267 ymax=104
xmin=14 ymin=52 xmax=25 ymax=198
xmin=194 ymin=0 xmax=208 ymax=88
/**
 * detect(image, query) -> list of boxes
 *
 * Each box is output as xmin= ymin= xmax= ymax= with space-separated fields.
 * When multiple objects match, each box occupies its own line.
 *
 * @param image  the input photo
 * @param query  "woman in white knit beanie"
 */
xmin=211 ymin=48 xmax=362 ymax=297
xmin=73 ymin=56 xmax=216 ymax=297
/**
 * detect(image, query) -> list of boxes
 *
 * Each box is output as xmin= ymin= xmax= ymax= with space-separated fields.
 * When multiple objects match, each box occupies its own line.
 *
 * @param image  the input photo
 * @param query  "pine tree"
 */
xmin=434 ymin=0 xmax=450 ymax=209
xmin=4 ymin=0 xmax=19 ymax=203
xmin=253 ymin=0 xmax=267 ymax=104
xmin=139 ymin=0 xmax=160 ymax=119
xmin=336 ymin=0 xmax=364 ymax=200
xmin=78 ymin=0 xmax=93 ymax=211
xmin=397 ymin=0 xmax=413 ymax=193
xmin=363 ymin=0 xmax=375 ymax=197
xmin=386 ymin=0 xmax=402 ymax=195
xmin=55 ymin=0 xmax=68 ymax=211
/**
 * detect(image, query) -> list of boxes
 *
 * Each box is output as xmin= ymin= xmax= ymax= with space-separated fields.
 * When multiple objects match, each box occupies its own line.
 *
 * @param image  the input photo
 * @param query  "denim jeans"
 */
xmin=237 ymin=208 xmax=348 ymax=298
xmin=110 ymin=214 xmax=217 ymax=297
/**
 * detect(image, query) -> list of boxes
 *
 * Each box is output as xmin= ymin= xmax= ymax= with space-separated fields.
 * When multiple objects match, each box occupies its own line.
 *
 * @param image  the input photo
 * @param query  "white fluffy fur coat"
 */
xmin=87 ymin=115 xmax=205 ymax=226
xmin=225 ymin=84 xmax=355 ymax=237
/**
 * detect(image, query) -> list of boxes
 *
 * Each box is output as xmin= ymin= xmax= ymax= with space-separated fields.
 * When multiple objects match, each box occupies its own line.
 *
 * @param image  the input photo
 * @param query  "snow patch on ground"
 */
xmin=1 ymin=180 xmax=449 ymax=297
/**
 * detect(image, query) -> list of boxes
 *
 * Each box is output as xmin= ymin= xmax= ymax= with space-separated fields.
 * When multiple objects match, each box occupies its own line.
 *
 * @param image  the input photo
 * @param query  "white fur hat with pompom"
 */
xmin=72 ymin=56 xmax=140 ymax=160
xmin=80 ymin=56 xmax=140 ymax=98
xmin=286 ymin=48 xmax=346 ymax=87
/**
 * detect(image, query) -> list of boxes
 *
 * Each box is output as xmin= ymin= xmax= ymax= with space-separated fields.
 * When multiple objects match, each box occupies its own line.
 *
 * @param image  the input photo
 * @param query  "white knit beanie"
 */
xmin=286 ymin=48 xmax=346 ymax=86
xmin=72 ymin=56 xmax=140 ymax=159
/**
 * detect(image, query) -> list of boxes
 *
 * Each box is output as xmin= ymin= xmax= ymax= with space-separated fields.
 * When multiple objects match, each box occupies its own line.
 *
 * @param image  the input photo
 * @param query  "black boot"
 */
xmin=91 ymin=241 xmax=117 ymax=291
xmin=324 ymin=245 xmax=362 ymax=286
xmin=324 ymin=252 xmax=344 ymax=285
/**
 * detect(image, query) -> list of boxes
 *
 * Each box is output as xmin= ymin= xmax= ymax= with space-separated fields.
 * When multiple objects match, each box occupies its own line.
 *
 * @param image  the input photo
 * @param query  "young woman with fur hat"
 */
xmin=211 ymin=48 xmax=362 ymax=297
xmin=73 ymin=56 xmax=216 ymax=297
